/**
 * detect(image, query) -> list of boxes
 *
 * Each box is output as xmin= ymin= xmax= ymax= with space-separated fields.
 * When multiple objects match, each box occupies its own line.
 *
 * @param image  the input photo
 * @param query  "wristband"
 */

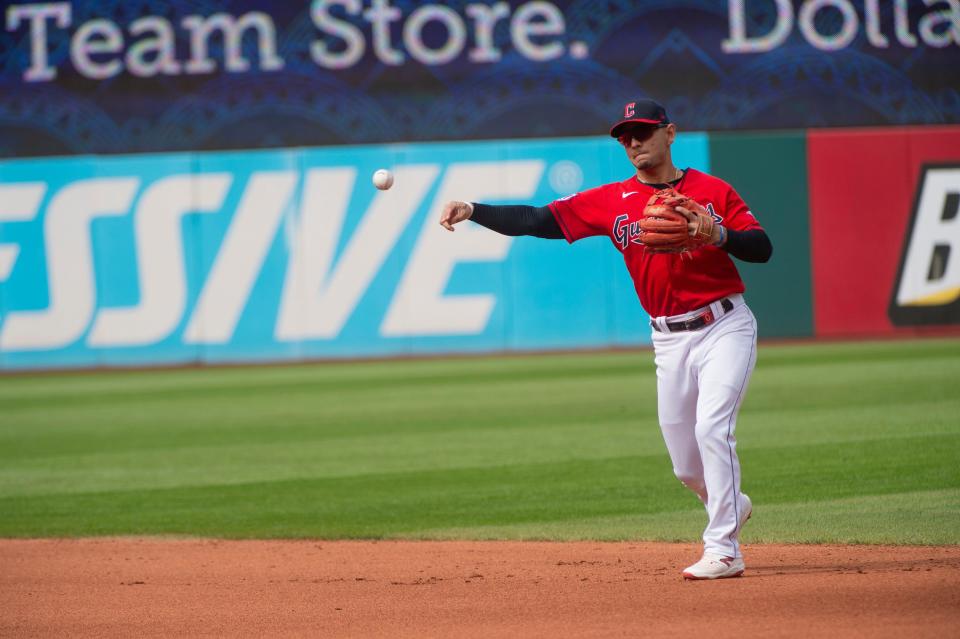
xmin=714 ymin=225 xmax=728 ymax=247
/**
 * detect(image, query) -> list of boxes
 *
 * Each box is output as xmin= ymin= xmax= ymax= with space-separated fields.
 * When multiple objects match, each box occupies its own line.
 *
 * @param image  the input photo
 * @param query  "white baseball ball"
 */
xmin=372 ymin=169 xmax=394 ymax=190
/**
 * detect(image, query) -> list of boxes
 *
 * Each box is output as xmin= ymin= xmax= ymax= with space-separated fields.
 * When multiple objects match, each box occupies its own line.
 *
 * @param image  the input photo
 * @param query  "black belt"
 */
xmin=652 ymin=298 xmax=734 ymax=332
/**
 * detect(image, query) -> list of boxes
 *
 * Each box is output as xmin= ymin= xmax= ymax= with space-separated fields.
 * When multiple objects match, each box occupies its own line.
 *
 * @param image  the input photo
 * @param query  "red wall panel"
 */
xmin=808 ymin=126 xmax=960 ymax=337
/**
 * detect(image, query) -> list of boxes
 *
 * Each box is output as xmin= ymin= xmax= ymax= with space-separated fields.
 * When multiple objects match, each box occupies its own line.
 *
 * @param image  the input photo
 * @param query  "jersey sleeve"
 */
xmin=721 ymin=186 xmax=764 ymax=232
xmin=547 ymin=184 xmax=611 ymax=243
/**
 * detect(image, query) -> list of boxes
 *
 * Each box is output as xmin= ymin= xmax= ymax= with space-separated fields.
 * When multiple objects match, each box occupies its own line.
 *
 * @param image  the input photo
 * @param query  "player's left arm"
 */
xmin=715 ymin=188 xmax=772 ymax=263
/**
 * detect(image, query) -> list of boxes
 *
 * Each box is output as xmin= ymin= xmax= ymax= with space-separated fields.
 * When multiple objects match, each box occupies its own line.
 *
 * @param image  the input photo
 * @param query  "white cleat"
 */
xmin=683 ymin=494 xmax=752 ymax=580
xmin=682 ymin=553 xmax=745 ymax=580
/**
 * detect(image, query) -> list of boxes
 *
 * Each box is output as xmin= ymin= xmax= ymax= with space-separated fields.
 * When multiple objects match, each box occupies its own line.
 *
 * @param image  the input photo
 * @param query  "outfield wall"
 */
xmin=1 ymin=127 xmax=958 ymax=370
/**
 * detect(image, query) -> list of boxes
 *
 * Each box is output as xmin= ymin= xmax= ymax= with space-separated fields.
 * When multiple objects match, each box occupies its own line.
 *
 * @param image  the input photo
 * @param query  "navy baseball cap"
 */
xmin=609 ymin=99 xmax=671 ymax=138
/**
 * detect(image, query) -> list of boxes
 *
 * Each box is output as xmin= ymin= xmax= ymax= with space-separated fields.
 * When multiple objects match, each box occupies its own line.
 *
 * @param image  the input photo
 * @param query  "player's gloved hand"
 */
xmin=640 ymin=189 xmax=693 ymax=253
xmin=440 ymin=201 xmax=474 ymax=231
xmin=641 ymin=188 xmax=719 ymax=253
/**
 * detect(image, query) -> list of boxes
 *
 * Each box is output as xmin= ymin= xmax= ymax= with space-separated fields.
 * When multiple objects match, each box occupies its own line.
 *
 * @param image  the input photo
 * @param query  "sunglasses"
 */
xmin=617 ymin=123 xmax=669 ymax=146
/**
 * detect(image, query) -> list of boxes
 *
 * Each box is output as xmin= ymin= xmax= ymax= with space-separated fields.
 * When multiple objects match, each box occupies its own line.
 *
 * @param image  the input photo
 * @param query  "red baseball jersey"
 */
xmin=548 ymin=168 xmax=763 ymax=317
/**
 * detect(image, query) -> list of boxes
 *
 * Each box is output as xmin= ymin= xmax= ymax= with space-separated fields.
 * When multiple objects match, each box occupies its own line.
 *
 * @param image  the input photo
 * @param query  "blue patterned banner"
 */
xmin=1 ymin=1 xmax=957 ymax=157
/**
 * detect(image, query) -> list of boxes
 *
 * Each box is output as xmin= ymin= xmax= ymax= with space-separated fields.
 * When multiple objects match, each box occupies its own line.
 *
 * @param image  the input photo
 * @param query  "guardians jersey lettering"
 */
xmin=548 ymin=168 xmax=763 ymax=317
xmin=613 ymin=214 xmax=643 ymax=249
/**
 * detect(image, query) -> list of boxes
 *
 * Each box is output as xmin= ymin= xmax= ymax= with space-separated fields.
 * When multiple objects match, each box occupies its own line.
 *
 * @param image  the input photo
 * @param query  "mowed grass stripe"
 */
xmin=2 ymin=397 xmax=958 ymax=498
xmin=1 ymin=336 xmax=955 ymax=410
xmin=0 ymin=362 xmax=650 ymax=412
xmin=3 ymin=341 xmax=957 ymax=460
xmin=0 ymin=419 xmax=648 ymax=497
xmin=0 ymin=353 xmax=652 ymax=404
xmin=749 ymin=337 xmax=960 ymax=366
xmin=0 ymin=333 xmax=952 ymax=401
xmin=0 ymin=374 xmax=654 ymax=461
xmin=0 ymin=433 xmax=957 ymax=538
xmin=410 ymin=489 xmax=960 ymax=545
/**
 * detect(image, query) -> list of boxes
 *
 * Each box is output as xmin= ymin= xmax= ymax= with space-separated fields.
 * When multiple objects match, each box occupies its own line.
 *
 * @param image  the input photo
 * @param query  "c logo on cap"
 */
xmin=624 ymin=102 xmax=636 ymax=118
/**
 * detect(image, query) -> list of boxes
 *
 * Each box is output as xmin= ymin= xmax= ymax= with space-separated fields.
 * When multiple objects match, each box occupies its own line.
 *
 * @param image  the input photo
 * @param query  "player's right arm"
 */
xmin=440 ymin=201 xmax=564 ymax=238
xmin=440 ymin=185 xmax=610 ymax=241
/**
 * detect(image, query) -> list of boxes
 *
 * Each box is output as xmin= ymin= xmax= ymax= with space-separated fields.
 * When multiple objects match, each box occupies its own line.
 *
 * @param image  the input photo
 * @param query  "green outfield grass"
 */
xmin=1 ymin=338 xmax=958 ymax=544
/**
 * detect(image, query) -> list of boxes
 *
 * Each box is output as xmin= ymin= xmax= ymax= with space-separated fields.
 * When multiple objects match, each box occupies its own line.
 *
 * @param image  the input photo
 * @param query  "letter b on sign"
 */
xmin=890 ymin=166 xmax=960 ymax=327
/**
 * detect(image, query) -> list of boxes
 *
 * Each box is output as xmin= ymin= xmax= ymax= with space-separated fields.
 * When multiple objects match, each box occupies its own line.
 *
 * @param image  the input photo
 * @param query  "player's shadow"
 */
xmin=744 ymin=556 xmax=960 ymax=578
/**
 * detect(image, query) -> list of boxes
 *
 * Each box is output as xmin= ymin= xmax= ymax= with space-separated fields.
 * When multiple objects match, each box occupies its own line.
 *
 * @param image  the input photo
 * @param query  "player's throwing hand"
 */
xmin=440 ymin=201 xmax=474 ymax=231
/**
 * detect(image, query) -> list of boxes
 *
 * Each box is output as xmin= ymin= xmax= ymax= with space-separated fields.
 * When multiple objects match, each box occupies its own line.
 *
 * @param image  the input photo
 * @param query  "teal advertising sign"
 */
xmin=0 ymin=134 xmax=709 ymax=369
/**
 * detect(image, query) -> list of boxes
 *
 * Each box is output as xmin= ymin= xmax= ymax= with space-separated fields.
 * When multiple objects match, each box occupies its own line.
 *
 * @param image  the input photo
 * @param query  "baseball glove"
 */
xmin=639 ymin=188 xmax=715 ymax=253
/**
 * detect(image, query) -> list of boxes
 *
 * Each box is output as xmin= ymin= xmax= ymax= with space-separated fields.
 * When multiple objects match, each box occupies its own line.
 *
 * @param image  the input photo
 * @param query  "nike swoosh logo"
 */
xmin=622 ymin=192 xmax=640 ymax=199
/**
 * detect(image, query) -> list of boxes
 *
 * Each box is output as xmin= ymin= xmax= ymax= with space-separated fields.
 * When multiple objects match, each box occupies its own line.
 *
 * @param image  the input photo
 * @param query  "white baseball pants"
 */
xmin=651 ymin=294 xmax=757 ymax=559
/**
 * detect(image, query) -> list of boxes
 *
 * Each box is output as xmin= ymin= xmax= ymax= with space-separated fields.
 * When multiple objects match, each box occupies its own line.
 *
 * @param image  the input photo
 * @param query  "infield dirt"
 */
xmin=2 ymin=539 xmax=959 ymax=637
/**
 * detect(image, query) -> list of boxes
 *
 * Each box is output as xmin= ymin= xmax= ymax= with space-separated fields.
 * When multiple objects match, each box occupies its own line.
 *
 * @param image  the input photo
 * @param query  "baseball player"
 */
xmin=439 ymin=98 xmax=772 ymax=579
